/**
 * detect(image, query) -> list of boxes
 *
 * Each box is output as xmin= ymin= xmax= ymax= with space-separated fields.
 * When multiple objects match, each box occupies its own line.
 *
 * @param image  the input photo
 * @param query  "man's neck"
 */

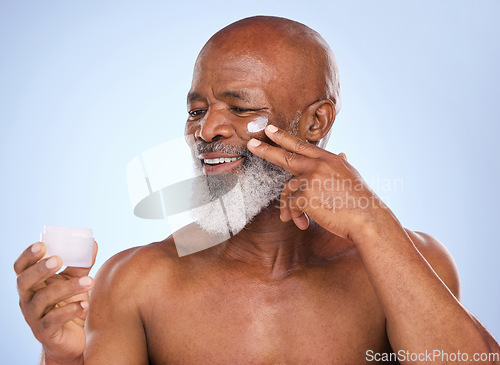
xmin=217 ymin=203 xmax=349 ymax=280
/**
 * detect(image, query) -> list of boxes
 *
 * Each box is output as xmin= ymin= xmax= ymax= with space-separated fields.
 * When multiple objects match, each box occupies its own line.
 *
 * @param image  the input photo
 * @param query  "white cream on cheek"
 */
xmin=246 ymin=116 xmax=269 ymax=133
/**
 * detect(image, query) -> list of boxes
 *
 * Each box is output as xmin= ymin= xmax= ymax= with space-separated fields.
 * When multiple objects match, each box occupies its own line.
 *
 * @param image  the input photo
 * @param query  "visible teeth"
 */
xmin=203 ymin=156 xmax=242 ymax=165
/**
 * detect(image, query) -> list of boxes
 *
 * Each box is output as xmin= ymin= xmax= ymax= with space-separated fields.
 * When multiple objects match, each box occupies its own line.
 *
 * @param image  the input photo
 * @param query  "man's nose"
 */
xmin=195 ymin=109 xmax=233 ymax=142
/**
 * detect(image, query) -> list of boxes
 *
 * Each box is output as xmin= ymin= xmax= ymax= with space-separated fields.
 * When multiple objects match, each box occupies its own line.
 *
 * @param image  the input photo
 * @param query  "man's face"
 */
xmin=185 ymin=45 xmax=296 ymax=235
xmin=185 ymin=45 xmax=296 ymax=174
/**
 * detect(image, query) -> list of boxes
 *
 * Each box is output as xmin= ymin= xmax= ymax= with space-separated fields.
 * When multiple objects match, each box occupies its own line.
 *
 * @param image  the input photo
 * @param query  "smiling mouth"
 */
xmin=202 ymin=156 xmax=243 ymax=165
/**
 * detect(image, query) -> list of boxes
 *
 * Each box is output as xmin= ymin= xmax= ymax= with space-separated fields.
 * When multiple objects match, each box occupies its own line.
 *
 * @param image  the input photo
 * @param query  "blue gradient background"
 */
xmin=1 ymin=1 xmax=499 ymax=363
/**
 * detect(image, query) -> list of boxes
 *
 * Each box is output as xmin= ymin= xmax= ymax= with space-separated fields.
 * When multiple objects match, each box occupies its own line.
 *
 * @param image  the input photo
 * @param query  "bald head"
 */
xmin=198 ymin=16 xmax=341 ymax=116
xmin=188 ymin=16 xmax=341 ymax=148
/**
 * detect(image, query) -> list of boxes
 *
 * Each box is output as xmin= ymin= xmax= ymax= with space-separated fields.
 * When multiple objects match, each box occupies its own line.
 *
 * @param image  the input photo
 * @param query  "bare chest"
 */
xmin=142 ymin=263 xmax=391 ymax=364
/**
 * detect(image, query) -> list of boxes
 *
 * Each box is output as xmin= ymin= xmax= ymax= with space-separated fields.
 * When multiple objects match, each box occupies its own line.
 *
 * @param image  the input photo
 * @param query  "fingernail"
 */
xmin=31 ymin=243 xmax=41 ymax=253
xmin=80 ymin=301 xmax=89 ymax=309
xmin=46 ymin=257 xmax=58 ymax=269
xmin=248 ymin=138 xmax=261 ymax=147
xmin=266 ymin=125 xmax=278 ymax=133
xmin=79 ymin=276 xmax=93 ymax=287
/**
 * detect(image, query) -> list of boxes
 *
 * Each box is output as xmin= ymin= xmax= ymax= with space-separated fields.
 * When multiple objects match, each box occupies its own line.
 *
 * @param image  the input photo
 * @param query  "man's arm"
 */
xmin=83 ymin=248 xmax=149 ymax=365
xmin=248 ymin=125 xmax=500 ymax=364
xmin=357 ymin=219 xmax=499 ymax=363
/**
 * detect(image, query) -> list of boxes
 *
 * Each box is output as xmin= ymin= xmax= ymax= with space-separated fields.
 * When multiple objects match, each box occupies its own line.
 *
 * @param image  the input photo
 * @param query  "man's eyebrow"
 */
xmin=187 ymin=92 xmax=203 ymax=104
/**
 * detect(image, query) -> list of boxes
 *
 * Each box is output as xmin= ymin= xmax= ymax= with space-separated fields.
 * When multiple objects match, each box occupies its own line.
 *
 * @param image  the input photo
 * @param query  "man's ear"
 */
xmin=300 ymin=99 xmax=336 ymax=143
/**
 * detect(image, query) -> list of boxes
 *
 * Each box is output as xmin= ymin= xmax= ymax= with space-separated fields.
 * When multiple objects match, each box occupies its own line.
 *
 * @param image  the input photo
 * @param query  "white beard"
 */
xmin=190 ymin=151 xmax=291 ymax=237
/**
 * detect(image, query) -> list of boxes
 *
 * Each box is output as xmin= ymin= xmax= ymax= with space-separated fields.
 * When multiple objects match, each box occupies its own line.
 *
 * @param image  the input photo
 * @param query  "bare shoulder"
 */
xmin=93 ymin=236 xmax=180 ymax=293
xmin=404 ymin=229 xmax=461 ymax=300
xmin=91 ymin=230 xmax=216 ymax=300
xmin=88 ymin=235 xmax=187 ymax=317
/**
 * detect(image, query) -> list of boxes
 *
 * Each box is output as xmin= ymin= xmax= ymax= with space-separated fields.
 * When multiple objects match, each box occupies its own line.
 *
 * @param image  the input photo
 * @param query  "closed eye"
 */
xmin=230 ymin=107 xmax=258 ymax=113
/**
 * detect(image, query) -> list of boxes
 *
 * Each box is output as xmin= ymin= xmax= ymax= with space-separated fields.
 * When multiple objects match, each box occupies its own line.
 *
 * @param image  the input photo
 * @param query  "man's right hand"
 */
xmin=14 ymin=241 xmax=98 ymax=365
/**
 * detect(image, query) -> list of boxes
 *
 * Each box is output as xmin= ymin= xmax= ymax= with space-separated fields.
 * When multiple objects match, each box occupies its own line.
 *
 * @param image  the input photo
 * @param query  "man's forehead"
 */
xmin=190 ymin=51 xmax=281 ymax=100
xmin=195 ymin=49 xmax=280 ymax=76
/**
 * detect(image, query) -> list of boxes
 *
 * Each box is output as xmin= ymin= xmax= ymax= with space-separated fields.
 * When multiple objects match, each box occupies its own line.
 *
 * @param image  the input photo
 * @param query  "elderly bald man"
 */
xmin=14 ymin=16 xmax=499 ymax=364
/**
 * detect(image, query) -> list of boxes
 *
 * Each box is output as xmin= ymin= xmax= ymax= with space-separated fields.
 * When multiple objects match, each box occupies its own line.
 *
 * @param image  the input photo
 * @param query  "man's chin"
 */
xmin=202 ymin=173 xmax=239 ymax=201
xmin=190 ymin=153 xmax=290 ymax=237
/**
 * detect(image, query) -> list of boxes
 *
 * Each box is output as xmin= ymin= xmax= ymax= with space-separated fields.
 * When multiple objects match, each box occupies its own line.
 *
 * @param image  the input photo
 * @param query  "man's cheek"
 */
xmin=246 ymin=116 xmax=269 ymax=133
